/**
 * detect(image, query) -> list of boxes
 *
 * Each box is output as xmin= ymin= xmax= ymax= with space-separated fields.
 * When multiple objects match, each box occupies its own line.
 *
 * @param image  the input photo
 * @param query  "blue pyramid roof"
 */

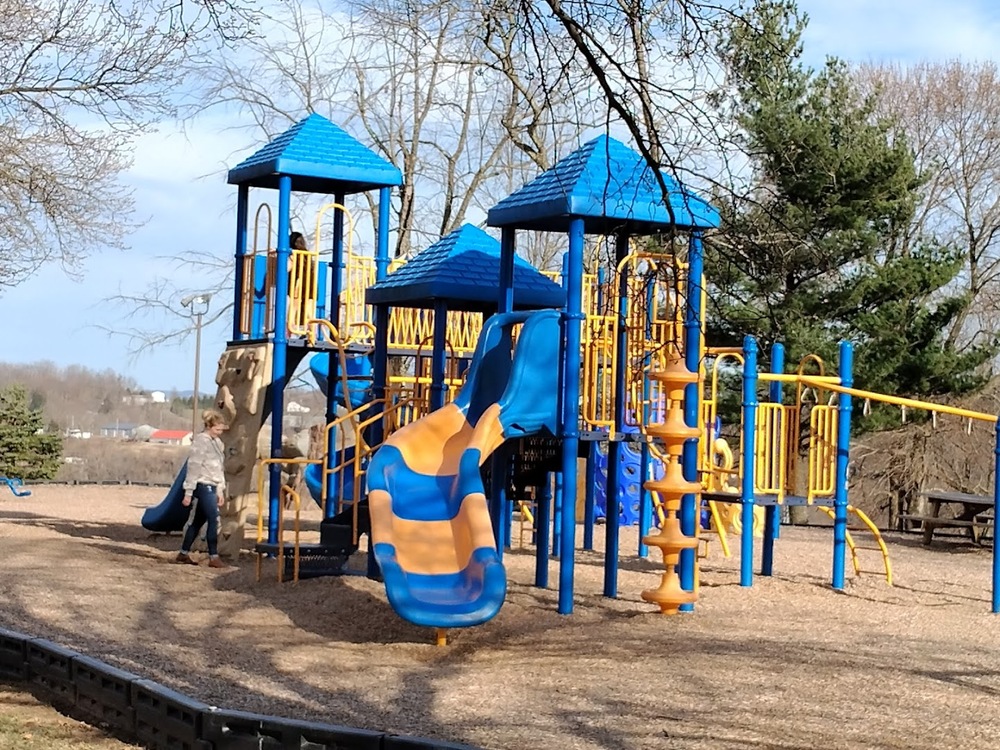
xmin=487 ymin=135 xmax=719 ymax=233
xmin=366 ymin=224 xmax=565 ymax=311
xmin=227 ymin=114 xmax=402 ymax=194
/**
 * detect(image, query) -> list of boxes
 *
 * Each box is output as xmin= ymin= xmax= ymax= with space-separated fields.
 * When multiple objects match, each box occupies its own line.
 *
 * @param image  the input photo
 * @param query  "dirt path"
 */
xmin=2 ymin=485 xmax=999 ymax=749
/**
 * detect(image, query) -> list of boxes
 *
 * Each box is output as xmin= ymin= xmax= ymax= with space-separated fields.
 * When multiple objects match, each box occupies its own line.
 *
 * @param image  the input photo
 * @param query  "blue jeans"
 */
xmin=181 ymin=483 xmax=220 ymax=557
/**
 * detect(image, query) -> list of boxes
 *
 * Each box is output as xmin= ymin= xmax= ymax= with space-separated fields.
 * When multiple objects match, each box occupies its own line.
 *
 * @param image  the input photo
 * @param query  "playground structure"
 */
xmin=141 ymin=113 xmax=1000 ymax=634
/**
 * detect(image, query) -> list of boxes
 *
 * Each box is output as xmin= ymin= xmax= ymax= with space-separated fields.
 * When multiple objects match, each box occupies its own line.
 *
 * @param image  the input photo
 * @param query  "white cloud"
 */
xmin=0 ymin=113 xmax=252 ymax=391
xmin=799 ymin=0 xmax=1000 ymax=65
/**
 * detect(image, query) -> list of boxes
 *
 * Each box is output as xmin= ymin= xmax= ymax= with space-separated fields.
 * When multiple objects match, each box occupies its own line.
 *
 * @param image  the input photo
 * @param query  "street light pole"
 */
xmin=181 ymin=293 xmax=213 ymax=438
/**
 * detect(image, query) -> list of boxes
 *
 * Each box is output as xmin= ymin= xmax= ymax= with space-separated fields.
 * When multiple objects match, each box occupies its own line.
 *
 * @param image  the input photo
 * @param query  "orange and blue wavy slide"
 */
xmin=366 ymin=309 xmax=562 ymax=628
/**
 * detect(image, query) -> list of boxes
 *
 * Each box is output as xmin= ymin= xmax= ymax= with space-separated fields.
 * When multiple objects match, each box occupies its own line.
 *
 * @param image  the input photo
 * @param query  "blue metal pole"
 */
xmin=371 ymin=306 xmax=389 ymax=438
xmin=992 ymin=420 xmax=1000 ymax=613
xmin=586 ymin=266 xmax=603 ymax=554
xmin=490 ymin=453 xmax=509 ymax=560
xmin=536 ymin=474 xmax=551 ymax=588
xmin=376 ymin=187 xmax=391 ymax=281
xmin=552 ymin=471 xmax=563 ymax=559
xmin=761 ymin=342 xmax=785 ymax=576
xmin=323 ymin=193 xmax=346 ymax=520
xmin=368 ymin=302 xmax=390 ymax=581
xmin=583 ymin=441 xmax=596 ymax=550
xmin=267 ymin=175 xmax=292 ymax=545
xmin=429 ymin=300 xmax=448 ymax=411
xmin=330 ymin=192 xmax=345 ymax=332
xmin=832 ymin=340 xmax=853 ymax=590
xmin=740 ymin=335 xmax=758 ymax=587
xmin=232 ymin=184 xmax=249 ymax=342
xmin=637 ymin=278 xmax=654 ymax=558
xmin=499 ymin=228 xmax=515 ymax=314
xmin=487 ymin=227 xmax=516 ymax=555
xmin=369 ymin=187 xmax=392 ymax=581
xmin=557 ymin=217 xmax=585 ymax=615
xmin=604 ymin=233 xmax=630 ymax=598
xmin=679 ymin=231 xmax=705 ymax=610
xmin=638 ymin=441 xmax=651 ymax=557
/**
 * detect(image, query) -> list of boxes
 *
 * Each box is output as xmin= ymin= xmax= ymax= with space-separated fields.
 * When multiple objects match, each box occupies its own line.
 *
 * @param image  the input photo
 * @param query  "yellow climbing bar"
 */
xmin=816 ymin=504 xmax=893 ymax=585
xmin=797 ymin=378 xmax=998 ymax=423
xmin=759 ymin=373 xmax=840 ymax=384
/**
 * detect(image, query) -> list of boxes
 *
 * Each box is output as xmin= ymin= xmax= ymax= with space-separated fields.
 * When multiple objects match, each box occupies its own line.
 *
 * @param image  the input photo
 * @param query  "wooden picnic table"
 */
xmin=900 ymin=490 xmax=996 ymax=545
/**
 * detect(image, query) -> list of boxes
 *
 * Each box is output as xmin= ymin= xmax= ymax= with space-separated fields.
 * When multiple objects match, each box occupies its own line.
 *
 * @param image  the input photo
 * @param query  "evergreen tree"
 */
xmin=708 ymin=0 xmax=996 ymax=424
xmin=0 ymin=385 xmax=62 ymax=480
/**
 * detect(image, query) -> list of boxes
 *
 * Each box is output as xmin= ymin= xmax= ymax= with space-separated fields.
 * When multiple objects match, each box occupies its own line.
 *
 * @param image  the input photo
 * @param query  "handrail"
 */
xmin=255 ymin=458 xmax=321 ymax=583
xmin=313 ymin=202 xmax=355 ymax=259
xmin=323 ymin=396 xmax=419 ymax=542
xmin=797 ymin=377 xmax=999 ymax=424
xmin=252 ymin=203 xmax=273 ymax=255
xmin=306 ymin=320 xmax=358 ymax=414
xmin=760 ymin=373 xmax=840 ymax=384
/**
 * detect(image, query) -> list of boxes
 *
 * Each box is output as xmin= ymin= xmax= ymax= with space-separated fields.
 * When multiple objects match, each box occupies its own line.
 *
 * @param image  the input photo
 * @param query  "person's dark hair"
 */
xmin=289 ymin=231 xmax=308 ymax=251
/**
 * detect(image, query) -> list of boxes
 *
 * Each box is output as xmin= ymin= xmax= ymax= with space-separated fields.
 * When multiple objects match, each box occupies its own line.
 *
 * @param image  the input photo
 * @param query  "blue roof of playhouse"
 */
xmin=227 ymin=113 xmax=402 ymax=194
xmin=487 ymin=135 xmax=720 ymax=233
xmin=366 ymin=224 xmax=566 ymax=311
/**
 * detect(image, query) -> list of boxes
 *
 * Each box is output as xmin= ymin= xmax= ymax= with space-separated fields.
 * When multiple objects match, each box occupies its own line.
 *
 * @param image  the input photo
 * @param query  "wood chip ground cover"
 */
xmin=1 ymin=485 xmax=998 ymax=749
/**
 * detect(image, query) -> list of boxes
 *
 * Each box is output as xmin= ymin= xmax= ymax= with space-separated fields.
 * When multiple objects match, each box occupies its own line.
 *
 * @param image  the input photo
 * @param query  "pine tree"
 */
xmin=708 ymin=0 xmax=997 ymax=425
xmin=0 ymin=385 xmax=62 ymax=480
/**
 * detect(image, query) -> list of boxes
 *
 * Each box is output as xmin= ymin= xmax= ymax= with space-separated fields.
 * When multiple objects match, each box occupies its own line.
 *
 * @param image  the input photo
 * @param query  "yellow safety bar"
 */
xmin=322 ymin=395 xmax=422 ymax=543
xmin=515 ymin=500 xmax=535 ymax=549
xmin=754 ymin=403 xmax=789 ymax=502
xmin=815 ymin=504 xmax=893 ymax=585
xmin=287 ymin=202 xmax=357 ymax=338
xmin=807 ymin=405 xmax=837 ymax=501
xmin=239 ymin=203 xmax=275 ymax=336
xmin=255 ymin=459 xmax=320 ymax=583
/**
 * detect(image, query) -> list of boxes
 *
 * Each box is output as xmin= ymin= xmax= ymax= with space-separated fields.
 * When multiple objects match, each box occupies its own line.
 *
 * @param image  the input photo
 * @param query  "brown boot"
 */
xmin=175 ymin=552 xmax=198 ymax=565
xmin=207 ymin=557 xmax=229 ymax=569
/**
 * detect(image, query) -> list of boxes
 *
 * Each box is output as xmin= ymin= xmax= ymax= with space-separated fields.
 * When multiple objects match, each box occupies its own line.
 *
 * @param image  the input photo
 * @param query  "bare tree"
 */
xmin=510 ymin=1 xmax=744 ymax=197
xmin=194 ymin=0 xmax=591 ymax=265
xmin=0 ymin=0 xmax=259 ymax=292
xmin=859 ymin=60 xmax=1000 ymax=350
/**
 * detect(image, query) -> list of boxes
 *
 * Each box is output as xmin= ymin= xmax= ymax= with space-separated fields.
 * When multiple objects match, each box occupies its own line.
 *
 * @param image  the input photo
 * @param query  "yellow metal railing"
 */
xmin=287 ymin=202 xmax=357 ymax=338
xmin=255 ymin=459 xmax=319 ymax=583
xmin=754 ymin=403 xmax=789 ymax=501
xmin=239 ymin=203 xmax=275 ymax=336
xmin=807 ymin=405 xmax=837 ymax=501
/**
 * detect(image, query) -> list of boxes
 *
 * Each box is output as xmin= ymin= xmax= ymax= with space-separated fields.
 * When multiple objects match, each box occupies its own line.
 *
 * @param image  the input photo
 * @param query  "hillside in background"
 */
xmin=0 ymin=361 xmax=327 ymax=436
xmin=0 ymin=361 xmax=328 ymax=485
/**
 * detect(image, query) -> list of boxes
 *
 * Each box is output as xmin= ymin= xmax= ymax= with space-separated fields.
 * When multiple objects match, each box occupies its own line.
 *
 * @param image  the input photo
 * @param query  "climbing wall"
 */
xmin=213 ymin=342 xmax=273 ymax=557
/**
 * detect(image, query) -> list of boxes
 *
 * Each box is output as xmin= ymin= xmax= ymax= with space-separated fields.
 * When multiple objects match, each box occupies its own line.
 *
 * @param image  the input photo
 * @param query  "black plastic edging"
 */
xmin=0 ymin=627 xmax=481 ymax=750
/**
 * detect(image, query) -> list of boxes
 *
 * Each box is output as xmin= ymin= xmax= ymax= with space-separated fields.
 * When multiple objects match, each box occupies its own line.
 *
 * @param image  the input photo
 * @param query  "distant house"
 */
xmin=150 ymin=391 xmax=167 ymax=404
xmin=149 ymin=429 xmax=192 ymax=446
xmin=100 ymin=422 xmax=138 ymax=440
xmin=65 ymin=428 xmax=92 ymax=439
xmin=287 ymin=401 xmax=311 ymax=414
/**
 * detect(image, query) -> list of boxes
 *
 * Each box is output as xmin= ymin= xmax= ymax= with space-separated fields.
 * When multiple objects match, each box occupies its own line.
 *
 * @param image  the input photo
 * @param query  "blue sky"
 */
xmin=1 ymin=0 xmax=998 ymax=393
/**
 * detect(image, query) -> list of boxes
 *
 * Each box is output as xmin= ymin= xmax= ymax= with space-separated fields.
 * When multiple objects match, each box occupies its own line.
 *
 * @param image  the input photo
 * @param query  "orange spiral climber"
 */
xmin=640 ymin=355 xmax=700 ymax=614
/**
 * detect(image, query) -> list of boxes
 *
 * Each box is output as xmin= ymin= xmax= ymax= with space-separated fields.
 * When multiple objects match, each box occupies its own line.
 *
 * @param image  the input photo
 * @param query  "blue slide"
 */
xmin=140 ymin=461 xmax=189 ymax=532
xmin=365 ymin=310 xmax=562 ymax=628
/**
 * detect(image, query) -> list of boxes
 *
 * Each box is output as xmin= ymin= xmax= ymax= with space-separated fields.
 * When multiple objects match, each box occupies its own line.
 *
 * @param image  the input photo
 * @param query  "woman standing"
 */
xmin=175 ymin=410 xmax=230 ymax=568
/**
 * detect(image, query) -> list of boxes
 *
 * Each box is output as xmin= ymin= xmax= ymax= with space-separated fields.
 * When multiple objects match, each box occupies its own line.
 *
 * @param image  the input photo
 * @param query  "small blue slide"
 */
xmin=140 ymin=461 xmax=189 ymax=532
